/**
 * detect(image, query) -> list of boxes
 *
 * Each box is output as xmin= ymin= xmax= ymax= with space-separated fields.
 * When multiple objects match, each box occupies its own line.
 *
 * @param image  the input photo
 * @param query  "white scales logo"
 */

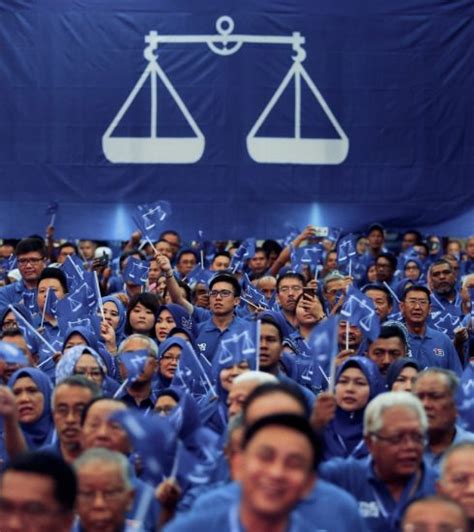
xmin=102 ymin=16 xmax=349 ymax=165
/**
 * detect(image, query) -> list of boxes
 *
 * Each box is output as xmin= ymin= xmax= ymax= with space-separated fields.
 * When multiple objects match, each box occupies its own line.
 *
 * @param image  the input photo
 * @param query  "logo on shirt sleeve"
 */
xmin=197 ymin=342 xmax=207 ymax=352
xmin=433 ymin=347 xmax=445 ymax=357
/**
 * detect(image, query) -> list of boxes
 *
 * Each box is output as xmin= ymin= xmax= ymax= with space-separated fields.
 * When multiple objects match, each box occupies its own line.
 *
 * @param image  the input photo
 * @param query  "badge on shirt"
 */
xmin=433 ymin=347 xmax=445 ymax=357
xmin=359 ymin=501 xmax=380 ymax=518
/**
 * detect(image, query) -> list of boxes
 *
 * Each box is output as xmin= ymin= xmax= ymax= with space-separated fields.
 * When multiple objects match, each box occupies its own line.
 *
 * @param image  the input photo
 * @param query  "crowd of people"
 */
xmin=0 ymin=222 xmax=472 ymax=531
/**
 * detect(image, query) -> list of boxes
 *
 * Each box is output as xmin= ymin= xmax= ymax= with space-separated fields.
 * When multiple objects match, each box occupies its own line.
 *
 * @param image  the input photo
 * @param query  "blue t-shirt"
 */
xmin=195 ymin=315 xmax=250 ymax=362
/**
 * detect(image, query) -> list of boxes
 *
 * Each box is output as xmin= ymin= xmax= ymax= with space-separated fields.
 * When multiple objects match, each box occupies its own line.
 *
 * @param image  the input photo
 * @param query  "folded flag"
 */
xmin=306 ymin=316 xmax=340 ymax=386
xmin=119 ymin=349 xmax=149 ymax=384
xmin=0 ymin=340 xmax=28 ymax=366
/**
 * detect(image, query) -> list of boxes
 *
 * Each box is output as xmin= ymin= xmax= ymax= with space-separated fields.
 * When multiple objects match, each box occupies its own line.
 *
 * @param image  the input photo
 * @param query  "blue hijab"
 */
xmin=322 ymin=356 xmax=382 ymax=460
xmin=156 ymin=304 xmax=197 ymax=341
xmin=155 ymin=337 xmax=189 ymax=391
xmin=7 ymin=367 xmax=55 ymax=450
xmin=386 ymin=357 xmax=420 ymax=390
xmin=102 ymin=295 xmax=126 ymax=343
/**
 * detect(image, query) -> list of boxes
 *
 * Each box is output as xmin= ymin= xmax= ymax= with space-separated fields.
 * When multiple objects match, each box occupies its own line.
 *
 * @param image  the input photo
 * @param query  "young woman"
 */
xmin=312 ymin=356 xmax=382 ymax=460
xmin=124 ymin=293 xmax=160 ymax=339
xmin=155 ymin=304 xmax=195 ymax=344
xmin=386 ymin=357 xmax=420 ymax=392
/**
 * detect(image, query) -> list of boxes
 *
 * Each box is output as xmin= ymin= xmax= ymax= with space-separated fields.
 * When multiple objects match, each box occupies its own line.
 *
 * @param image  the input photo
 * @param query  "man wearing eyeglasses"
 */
xmin=413 ymin=369 xmax=474 ymax=472
xmin=0 ymin=237 xmax=47 ymax=315
xmin=319 ymin=392 xmax=438 ymax=531
xmin=400 ymin=285 xmax=462 ymax=376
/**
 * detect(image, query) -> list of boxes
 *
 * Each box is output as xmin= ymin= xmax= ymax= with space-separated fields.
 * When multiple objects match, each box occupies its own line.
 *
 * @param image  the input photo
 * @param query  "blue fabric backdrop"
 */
xmin=0 ymin=0 xmax=472 ymax=239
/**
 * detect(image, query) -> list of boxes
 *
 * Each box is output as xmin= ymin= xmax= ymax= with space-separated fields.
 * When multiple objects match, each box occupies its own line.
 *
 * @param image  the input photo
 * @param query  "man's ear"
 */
xmin=233 ymin=297 xmax=240 ymax=309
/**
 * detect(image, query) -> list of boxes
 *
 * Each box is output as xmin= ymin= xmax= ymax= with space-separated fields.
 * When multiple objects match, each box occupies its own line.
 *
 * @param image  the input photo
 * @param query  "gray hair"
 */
xmin=233 ymin=370 xmax=278 ymax=387
xmin=462 ymin=273 xmax=474 ymax=288
xmin=118 ymin=334 xmax=158 ymax=358
xmin=363 ymin=391 xmax=428 ymax=436
xmin=440 ymin=442 xmax=474 ymax=479
xmin=51 ymin=375 xmax=102 ymax=410
xmin=226 ymin=412 xmax=245 ymax=446
xmin=414 ymin=368 xmax=459 ymax=396
xmin=74 ymin=448 xmax=133 ymax=490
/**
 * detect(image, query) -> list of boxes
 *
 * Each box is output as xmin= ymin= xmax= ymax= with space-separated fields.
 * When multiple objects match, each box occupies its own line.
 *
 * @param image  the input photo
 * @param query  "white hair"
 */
xmin=233 ymin=370 xmax=278 ymax=386
xmin=74 ymin=448 xmax=133 ymax=490
xmin=118 ymin=334 xmax=158 ymax=358
xmin=363 ymin=391 xmax=428 ymax=436
xmin=462 ymin=273 xmax=474 ymax=288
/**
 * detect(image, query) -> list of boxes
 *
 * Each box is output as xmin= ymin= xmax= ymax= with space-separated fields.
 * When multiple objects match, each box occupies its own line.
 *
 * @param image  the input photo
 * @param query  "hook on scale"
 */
xmin=102 ymin=16 xmax=349 ymax=165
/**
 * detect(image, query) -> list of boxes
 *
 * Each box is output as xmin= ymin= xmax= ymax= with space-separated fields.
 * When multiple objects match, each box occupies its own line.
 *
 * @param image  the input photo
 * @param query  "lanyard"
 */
xmin=335 ymin=434 xmax=365 ymax=457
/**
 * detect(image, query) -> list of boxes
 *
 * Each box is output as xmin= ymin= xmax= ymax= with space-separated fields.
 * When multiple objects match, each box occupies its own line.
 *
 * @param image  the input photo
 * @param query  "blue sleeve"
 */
xmin=318 ymin=457 xmax=351 ymax=488
xmin=445 ymin=338 xmax=463 ymax=376
xmin=192 ymin=306 xmax=212 ymax=323
xmin=0 ymin=284 xmax=17 ymax=315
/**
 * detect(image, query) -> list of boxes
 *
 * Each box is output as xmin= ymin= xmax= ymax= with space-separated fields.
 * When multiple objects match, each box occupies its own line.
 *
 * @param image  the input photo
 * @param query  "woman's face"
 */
xmin=155 ymin=309 xmax=176 ymax=343
xmin=159 ymin=345 xmax=181 ymax=379
xmin=219 ymin=361 xmax=250 ymax=392
xmin=154 ymin=394 xmax=178 ymax=416
xmin=64 ymin=333 xmax=87 ymax=352
xmin=103 ymin=301 xmax=120 ymax=330
xmin=12 ymin=376 xmax=45 ymax=423
xmin=367 ymin=264 xmax=378 ymax=283
xmin=335 ymin=367 xmax=370 ymax=412
xmin=75 ymin=354 xmax=104 ymax=385
xmin=1 ymin=311 xmax=17 ymax=331
xmin=129 ymin=303 xmax=155 ymax=334
xmin=404 ymin=261 xmax=421 ymax=281
xmin=391 ymin=366 xmax=418 ymax=392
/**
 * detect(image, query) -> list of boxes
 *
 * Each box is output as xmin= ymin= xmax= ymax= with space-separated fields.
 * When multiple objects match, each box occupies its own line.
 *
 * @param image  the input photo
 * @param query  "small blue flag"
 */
xmin=341 ymin=285 xmax=380 ymax=341
xmin=241 ymin=274 xmax=269 ymax=310
xmin=0 ymin=254 xmax=17 ymax=280
xmin=119 ymin=350 xmax=149 ymax=384
xmin=22 ymin=291 xmax=39 ymax=314
xmin=61 ymin=255 xmax=85 ymax=291
xmin=185 ymin=264 xmax=214 ymax=287
xmin=282 ymin=225 xmax=300 ymax=247
xmin=290 ymin=245 xmax=323 ymax=273
xmin=0 ymin=341 xmax=28 ymax=366
xmin=122 ymin=257 xmax=150 ymax=286
xmin=306 ymin=315 xmax=340 ymax=383
xmin=430 ymin=309 xmax=461 ymax=337
xmin=134 ymin=200 xmax=172 ymax=241
xmin=337 ymin=233 xmax=358 ymax=271
xmin=212 ymin=322 xmax=258 ymax=377
xmin=230 ymin=238 xmax=256 ymax=273
xmin=44 ymin=288 xmax=60 ymax=318
xmin=171 ymin=342 xmax=214 ymax=399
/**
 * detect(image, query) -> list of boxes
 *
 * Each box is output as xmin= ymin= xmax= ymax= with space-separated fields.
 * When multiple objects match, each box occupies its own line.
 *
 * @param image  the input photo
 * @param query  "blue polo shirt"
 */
xmin=319 ymin=456 xmax=437 ymax=532
xmin=424 ymin=424 xmax=474 ymax=472
xmin=0 ymin=280 xmax=38 ymax=315
xmin=195 ymin=315 xmax=249 ymax=362
xmin=429 ymin=292 xmax=463 ymax=340
xmin=185 ymin=479 xmax=366 ymax=532
xmin=406 ymin=325 xmax=463 ymax=376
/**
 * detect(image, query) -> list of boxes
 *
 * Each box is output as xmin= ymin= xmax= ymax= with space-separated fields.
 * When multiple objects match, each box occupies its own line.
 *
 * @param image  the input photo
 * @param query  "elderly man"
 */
xmin=0 ymin=451 xmax=77 ymax=532
xmin=227 ymin=371 xmax=278 ymax=419
xmin=401 ymin=495 xmax=469 ymax=532
xmin=320 ymin=391 xmax=437 ymax=531
xmin=414 ymin=369 xmax=474 ymax=471
xmin=73 ymin=448 xmax=135 ymax=532
xmin=437 ymin=442 xmax=474 ymax=530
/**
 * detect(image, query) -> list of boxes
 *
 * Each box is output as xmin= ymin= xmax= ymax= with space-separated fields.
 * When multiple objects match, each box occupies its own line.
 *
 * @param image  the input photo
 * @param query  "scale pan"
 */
xmin=247 ymin=137 xmax=349 ymax=165
xmin=103 ymin=137 xmax=205 ymax=164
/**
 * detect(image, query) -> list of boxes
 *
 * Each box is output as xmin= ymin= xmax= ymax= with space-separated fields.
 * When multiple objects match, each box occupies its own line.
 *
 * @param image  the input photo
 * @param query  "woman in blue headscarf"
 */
xmin=55 ymin=345 xmax=119 ymax=397
xmin=7 ymin=367 xmax=55 ymax=450
xmin=386 ymin=357 xmax=420 ymax=392
xmin=100 ymin=295 xmax=127 ymax=350
xmin=155 ymin=337 xmax=187 ymax=392
xmin=312 ymin=356 xmax=382 ymax=460
xmin=155 ymin=304 xmax=196 ymax=344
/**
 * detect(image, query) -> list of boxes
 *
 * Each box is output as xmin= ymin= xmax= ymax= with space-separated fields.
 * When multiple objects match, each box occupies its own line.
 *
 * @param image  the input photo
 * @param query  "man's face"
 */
xmin=430 ymin=263 xmax=456 ymax=295
xmin=259 ymin=323 xmax=282 ymax=371
xmin=368 ymin=229 xmax=384 ymax=251
xmin=211 ymin=255 xmax=230 ymax=272
xmin=277 ymin=277 xmax=304 ymax=314
xmin=79 ymin=241 xmax=96 ymax=260
xmin=0 ymin=244 xmax=15 ymax=259
xmin=438 ymin=448 xmax=474 ymax=520
xmin=324 ymin=252 xmax=337 ymax=271
xmin=17 ymin=252 xmax=45 ymax=286
xmin=119 ymin=338 xmax=157 ymax=384
xmin=402 ymin=500 xmax=468 ymax=532
xmin=161 ymin=233 xmax=180 ymax=258
xmin=367 ymin=336 xmax=406 ymax=375
xmin=193 ymin=283 xmax=209 ymax=308
xmin=249 ymin=251 xmax=268 ymax=275
xmin=375 ymin=257 xmax=394 ymax=283
xmin=466 ymin=238 xmax=474 ymax=260
xmin=53 ymin=385 xmax=93 ymax=448
xmin=337 ymin=321 xmax=363 ymax=350
xmin=365 ymin=289 xmax=392 ymax=321
xmin=0 ymin=471 xmax=72 ymax=532
xmin=81 ymin=400 xmax=130 ymax=454
xmin=400 ymin=290 xmax=431 ymax=326
xmin=227 ymin=380 xmax=259 ymax=419
xmin=414 ymin=245 xmax=428 ymax=261
xmin=77 ymin=461 xmax=134 ymax=532
xmin=147 ymin=260 xmax=161 ymax=284
xmin=414 ymin=373 xmax=456 ymax=434
xmin=323 ymin=279 xmax=345 ymax=310
xmin=37 ymin=278 xmax=65 ymax=312
xmin=237 ymin=426 xmax=315 ymax=519
xmin=155 ymin=240 xmax=173 ymax=260
xmin=57 ymin=246 xmax=76 ymax=265
xmin=401 ymin=232 xmax=418 ymax=251
xmin=1 ymin=334 xmax=34 ymax=375
xmin=366 ymin=406 xmax=424 ymax=481
xmin=176 ymin=252 xmax=197 ymax=276
xmin=209 ymin=281 xmax=238 ymax=317
xmin=257 ymin=277 xmax=276 ymax=301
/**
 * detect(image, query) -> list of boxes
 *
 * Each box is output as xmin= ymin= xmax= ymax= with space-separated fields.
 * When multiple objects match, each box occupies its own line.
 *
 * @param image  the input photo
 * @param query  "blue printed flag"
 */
xmin=306 ymin=315 xmax=340 ymax=384
xmin=185 ymin=264 xmax=214 ymax=287
xmin=134 ymin=200 xmax=172 ymax=241
xmin=327 ymin=227 xmax=342 ymax=243
xmin=119 ymin=350 xmax=149 ymax=383
xmin=44 ymin=288 xmax=60 ymax=318
xmin=230 ymin=238 xmax=256 ymax=273
xmin=22 ymin=291 xmax=39 ymax=314
xmin=337 ymin=233 xmax=358 ymax=272
xmin=430 ymin=309 xmax=461 ymax=338
xmin=241 ymin=274 xmax=268 ymax=310
xmin=0 ymin=341 xmax=28 ymax=366
xmin=282 ymin=225 xmax=300 ymax=247
xmin=61 ymin=255 xmax=85 ymax=291
xmin=123 ymin=257 xmax=150 ymax=286
xmin=111 ymin=409 xmax=176 ymax=484
xmin=341 ymin=285 xmax=380 ymax=341
xmin=171 ymin=342 xmax=214 ymax=399
xmin=290 ymin=245 xmax=323 ymax=273
xmin=0 ymin=254 xmax=17 ymax=280
xmin=212 ymin=322 xmax=258 ymax=377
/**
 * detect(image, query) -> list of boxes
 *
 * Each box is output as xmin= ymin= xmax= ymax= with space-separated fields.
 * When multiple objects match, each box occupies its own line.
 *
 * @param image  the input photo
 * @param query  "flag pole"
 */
xmin=9 ymin=305 xmax=57 ymax=354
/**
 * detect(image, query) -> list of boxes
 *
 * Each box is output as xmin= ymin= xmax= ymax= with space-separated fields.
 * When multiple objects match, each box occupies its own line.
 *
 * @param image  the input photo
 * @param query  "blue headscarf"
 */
xmin=62 ymin=325 xmax=99 ymax=352
xmin=55 ymin=345 xmax=107 ymax=383
xmin=102 ymin=295 xmax=126 ymax=343
xmin=156 ymin=304 xmax=197 ymax=341
xmin=7 ymin=367 xmax=55 ymax=449
xmin=155 ymin=337 xmax=188 ymax=390
xmin=321 ymin=356 xmax=382 ymax=460
xmin=385 ymin=357 xmax=420 ymax=390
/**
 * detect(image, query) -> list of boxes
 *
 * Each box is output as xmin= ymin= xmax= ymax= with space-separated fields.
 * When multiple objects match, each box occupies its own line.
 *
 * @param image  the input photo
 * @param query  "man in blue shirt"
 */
xmin=399 ymin=285 xmax=463 ymax=376
xmin=319 ymin=391 xmax=438 ymax=531
xmin=413 ymin=368 xmax=474 ymax=472
xmin=0 ymin=237 xmax=47 ymax=315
